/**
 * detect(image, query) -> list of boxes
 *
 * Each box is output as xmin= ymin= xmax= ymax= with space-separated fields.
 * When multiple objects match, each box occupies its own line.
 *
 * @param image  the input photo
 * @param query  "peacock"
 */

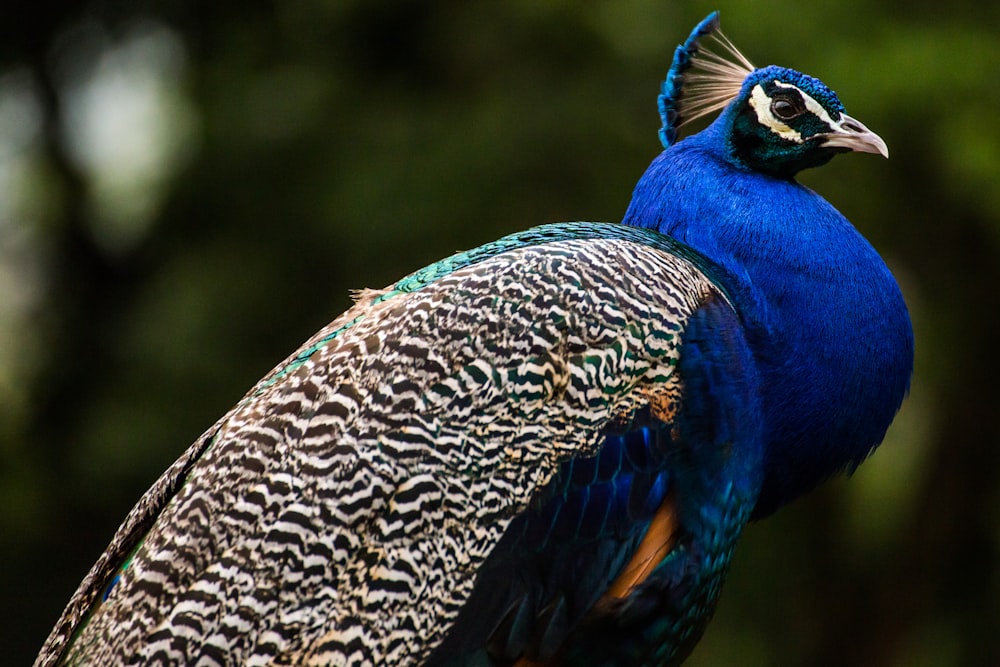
xmin=35 ymin=12 xmax=913 ymax=667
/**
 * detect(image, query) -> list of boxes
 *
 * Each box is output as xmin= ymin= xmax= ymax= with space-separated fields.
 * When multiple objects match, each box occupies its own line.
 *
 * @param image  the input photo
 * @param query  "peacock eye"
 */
xmin=771 ymin=96 xmax=802 ymax=121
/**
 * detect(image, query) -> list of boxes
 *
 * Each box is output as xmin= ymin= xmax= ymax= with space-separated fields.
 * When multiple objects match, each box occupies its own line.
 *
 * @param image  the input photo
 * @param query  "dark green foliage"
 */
xmin=2 ymin=2 xmax=998 ymax=665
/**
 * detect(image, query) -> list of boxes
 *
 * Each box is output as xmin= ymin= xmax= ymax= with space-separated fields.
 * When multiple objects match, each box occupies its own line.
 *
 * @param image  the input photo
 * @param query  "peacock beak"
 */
xmin=819 ymin=113 xmax=889 ymax=158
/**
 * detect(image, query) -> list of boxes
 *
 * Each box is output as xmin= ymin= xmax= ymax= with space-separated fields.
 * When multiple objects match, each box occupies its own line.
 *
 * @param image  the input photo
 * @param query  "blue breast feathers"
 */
xmin=625 ymin=61 xmax=913 ymax=517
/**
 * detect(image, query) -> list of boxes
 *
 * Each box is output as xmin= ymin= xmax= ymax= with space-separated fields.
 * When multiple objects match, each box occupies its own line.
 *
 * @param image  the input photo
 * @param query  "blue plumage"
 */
xmin=626 ymin=21 xmax=912 ymax=516
xmin=36 ymin=11 xmax=912 ymax=667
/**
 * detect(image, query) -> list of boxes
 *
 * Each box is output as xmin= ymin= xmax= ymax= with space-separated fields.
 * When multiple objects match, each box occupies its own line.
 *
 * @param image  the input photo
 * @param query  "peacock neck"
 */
xmin=622 ymin=124 xmax=913 ymax=516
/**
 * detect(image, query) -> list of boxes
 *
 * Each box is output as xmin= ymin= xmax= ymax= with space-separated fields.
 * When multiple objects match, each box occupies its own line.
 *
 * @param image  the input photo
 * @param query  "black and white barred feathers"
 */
xmin=37 ymin=223 xmax=731 ymax=666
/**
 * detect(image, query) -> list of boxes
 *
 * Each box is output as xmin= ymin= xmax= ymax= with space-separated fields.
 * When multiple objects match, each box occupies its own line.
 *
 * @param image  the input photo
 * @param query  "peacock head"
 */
xmin=658 ymin=12 xmax=887 ymax=179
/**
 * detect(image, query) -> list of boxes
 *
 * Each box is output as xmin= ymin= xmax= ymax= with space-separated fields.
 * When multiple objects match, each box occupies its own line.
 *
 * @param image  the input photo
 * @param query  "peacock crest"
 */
xmin=658 ymin=12 xmax=755 ymax=147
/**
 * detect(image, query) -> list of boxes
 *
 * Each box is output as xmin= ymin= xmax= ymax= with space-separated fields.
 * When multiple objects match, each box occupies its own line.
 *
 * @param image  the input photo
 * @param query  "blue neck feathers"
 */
xmin=623 ymin=114 xmax=914 ymax=517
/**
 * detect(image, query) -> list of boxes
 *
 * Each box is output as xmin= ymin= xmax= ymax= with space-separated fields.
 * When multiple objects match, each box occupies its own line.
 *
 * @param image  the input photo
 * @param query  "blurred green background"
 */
xmin=2 ymin=1 xmax=997 ymax=665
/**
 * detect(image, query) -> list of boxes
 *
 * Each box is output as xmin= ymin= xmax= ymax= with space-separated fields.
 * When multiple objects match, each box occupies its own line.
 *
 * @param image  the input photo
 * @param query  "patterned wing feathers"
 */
xmin=41 ymin=229 xmax=723 ymax=666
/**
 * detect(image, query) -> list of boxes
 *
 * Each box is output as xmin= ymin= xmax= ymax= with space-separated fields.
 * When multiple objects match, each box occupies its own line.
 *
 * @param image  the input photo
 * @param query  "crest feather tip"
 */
xmin=658 ymin=12 xmax=755 ymax=148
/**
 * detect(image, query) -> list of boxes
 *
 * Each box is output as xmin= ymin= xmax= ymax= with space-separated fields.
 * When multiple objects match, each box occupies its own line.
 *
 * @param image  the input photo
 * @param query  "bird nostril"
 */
xmin=842 ymin=120 xmax=864 ymax=133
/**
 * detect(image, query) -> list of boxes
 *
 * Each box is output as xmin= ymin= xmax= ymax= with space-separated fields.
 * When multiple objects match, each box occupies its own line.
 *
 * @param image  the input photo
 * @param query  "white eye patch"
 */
xmin=748 ymin=82 xmax=837 ymax=144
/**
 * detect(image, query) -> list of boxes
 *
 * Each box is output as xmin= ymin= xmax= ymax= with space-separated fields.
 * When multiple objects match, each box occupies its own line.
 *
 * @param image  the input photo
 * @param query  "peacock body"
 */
xmin=36 ymin=12 xmax=913 ymax=667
